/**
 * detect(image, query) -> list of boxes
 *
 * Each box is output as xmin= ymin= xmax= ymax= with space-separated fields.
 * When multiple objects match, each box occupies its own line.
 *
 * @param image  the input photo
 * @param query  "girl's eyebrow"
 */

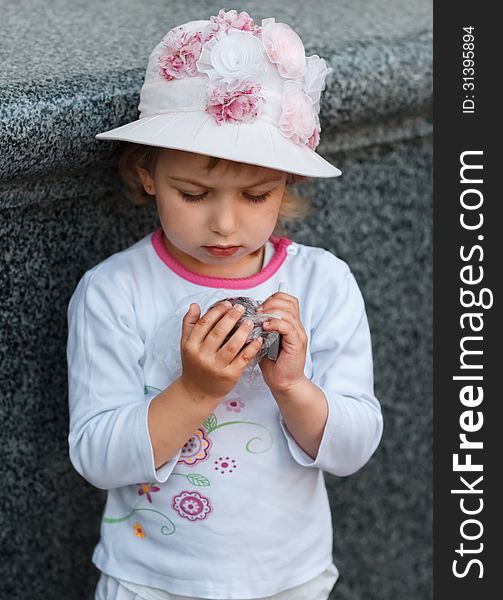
xmin=167 ymin=175 xmax=283 ymax=188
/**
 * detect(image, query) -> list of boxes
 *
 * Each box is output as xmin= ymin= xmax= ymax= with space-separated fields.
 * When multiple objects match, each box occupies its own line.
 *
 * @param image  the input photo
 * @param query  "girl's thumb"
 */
xmin=181 ymin=303 xmax=200 ymax=341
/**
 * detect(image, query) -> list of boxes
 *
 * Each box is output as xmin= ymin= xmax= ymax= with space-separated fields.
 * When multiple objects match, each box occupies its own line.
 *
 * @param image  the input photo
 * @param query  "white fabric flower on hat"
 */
xmin=196 ymin=29 xmax=267 ymax=92
xmin=304 ymin=54 xmax=333 ymax=112
xmin=261 ymin=18 xmax=306 ymax=80
xmin=278 ymin=79 xmax=317 ymax=146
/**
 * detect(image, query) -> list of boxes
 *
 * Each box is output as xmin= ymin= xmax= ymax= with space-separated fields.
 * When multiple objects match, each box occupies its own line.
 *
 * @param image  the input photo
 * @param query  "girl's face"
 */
xmin=138 ymin=148 xmax=287 ymax=277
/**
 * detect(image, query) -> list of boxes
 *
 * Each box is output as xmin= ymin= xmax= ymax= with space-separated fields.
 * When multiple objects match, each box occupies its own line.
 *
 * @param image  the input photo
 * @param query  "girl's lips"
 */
xmin=204 ymin=246 xmax=241 ymax=257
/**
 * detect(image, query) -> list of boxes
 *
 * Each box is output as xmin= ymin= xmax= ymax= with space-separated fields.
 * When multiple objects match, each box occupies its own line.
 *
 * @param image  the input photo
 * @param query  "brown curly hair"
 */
xmin=117 ymin=142 xmax=313 ymax=237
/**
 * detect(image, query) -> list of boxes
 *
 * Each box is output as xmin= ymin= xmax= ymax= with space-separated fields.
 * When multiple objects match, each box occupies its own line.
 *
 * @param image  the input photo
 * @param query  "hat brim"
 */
xmin=96 ymin=112 xmax=341 ymax=178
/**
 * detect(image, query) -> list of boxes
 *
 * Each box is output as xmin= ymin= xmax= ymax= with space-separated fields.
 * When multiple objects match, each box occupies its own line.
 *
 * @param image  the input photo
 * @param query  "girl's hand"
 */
xmin=179 ymin=301 xmax=264 ymax=402
xmin=257 ymin=293 xmax=308 ymax=394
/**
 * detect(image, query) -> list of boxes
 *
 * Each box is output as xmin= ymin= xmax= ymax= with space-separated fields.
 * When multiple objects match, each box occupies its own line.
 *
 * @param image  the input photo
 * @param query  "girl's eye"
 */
xmin=179 ymin=191 xmax=272 ymax=203
xmin=180 ymin=192 xmax=207 ymax=202
xmin=245 ymin=191 xmax=272 ymax=203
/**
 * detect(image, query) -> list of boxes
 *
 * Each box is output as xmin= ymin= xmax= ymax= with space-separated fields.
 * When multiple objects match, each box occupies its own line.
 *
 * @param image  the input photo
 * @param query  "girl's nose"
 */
xmin=209 ymin=197 xmax=239 ymax=236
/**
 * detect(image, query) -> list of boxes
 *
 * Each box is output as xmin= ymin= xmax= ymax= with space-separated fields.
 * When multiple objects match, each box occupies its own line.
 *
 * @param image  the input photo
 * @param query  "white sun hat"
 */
xmin=96 ymin=8 xmax=342 ymax=178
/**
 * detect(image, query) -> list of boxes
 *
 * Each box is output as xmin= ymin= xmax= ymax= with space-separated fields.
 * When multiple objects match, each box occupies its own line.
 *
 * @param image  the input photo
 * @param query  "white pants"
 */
xmin=95 ymin=563 xmax=338 ymax=600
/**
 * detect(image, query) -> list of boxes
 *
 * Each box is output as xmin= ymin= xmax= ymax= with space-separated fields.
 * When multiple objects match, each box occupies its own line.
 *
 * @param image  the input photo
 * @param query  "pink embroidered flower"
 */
xmin=159 ymin=27 xmax=205 ymax=80
xmin=173 ymin=491 xmax=212 ymax=521
xmin=261 ymin=18 xmax=306 ymax=80
xmin=178 ymin=428 xmax=212 ymax=466
xmin=137 ymin=483 xmax=160 ymax=504
xmin=214 ymin=457 xmax=237 ymax=474
xmin=279 ymin=80 xmax=317 ymax=146
xmin=208 ymin=9 xmax=261 ymax=37
xmin=206 ymin=82 xmax=264 ymax=125
xmin=224 ymin=399 xmax=245 ymax=413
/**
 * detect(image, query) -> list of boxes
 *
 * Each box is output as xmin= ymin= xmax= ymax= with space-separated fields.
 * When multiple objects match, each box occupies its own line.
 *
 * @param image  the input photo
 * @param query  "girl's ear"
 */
xmin=136 ymin=166 xmax=156 ymax=195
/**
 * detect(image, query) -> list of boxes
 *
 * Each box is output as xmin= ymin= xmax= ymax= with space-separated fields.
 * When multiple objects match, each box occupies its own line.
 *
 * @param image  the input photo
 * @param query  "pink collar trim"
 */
xmin=151 ymin=228 xmax=293 ymax=289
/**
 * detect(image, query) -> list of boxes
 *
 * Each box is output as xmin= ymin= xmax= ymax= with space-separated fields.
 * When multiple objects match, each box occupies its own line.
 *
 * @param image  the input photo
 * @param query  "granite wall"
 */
xmin=0 ymin=1 xmax=432 ymax=598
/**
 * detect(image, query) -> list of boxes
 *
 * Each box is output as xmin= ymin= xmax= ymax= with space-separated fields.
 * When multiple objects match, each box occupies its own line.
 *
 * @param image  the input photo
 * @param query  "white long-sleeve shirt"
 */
xmin=67 ymin=227 xmax=383 ymax=599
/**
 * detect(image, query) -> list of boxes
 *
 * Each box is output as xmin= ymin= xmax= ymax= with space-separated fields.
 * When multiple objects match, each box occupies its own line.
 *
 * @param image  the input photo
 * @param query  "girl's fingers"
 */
xmin=231 ymin=335 xmax=264 ymax=367
xmin=181 ymin=303 xmax=201 ymax=345
xmin=258 ymin=300 xmax=299 ymax=318
xmin=262 ymin=310 xmax=296 ymax=330
xmin=258 ymin=293 xmax=299 ymax=313
xmin=201 ymin=303 xmax=247 ymax=352
xmin=262 ymin=316 xmax=300 ymax=339
xmin=267 ymin=292 xmax=297 ymax=304
xmin=187 ymin=301 xmax=233 ymax=345
xmin=262 ymin=318 xmax=289 ymax=335
xmin=216 ymin=317 xmax=255 ymax=363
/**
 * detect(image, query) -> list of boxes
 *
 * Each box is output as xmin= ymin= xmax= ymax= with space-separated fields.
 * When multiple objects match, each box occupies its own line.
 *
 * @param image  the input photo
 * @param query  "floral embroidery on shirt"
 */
xmin=178 ymin=428 xmax=212 ymax=466
xmin=213 ymin=457 xmax=236 ymax=474
xmin=224 ymin=399 xmax=246 ymax=413
xmin=203 ymin=413 xmax=273 ymax=453
xmin=133 ymin=522 xmax=145 ymax=538
xmin=138 ymin=483 xmax=161 ymax=503
xmin=173 ymin=491 xmax=212 ymax=521
xmin=103 ymin=505 xmax=176 ymax=536
xmin=172 ymin=472 xmax=211 ymax=486
xmin=203 ymin=413 xmax=218 ymax=431
xmin=142 ymin=385 xmax=272 ymax=534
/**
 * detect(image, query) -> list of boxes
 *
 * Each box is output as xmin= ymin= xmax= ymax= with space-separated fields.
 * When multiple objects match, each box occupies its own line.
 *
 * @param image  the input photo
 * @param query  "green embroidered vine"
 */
xmin=103 ymin=504 xmax=176 ymax=536
xmin=203 ymin=413 xmax=273 ymax=453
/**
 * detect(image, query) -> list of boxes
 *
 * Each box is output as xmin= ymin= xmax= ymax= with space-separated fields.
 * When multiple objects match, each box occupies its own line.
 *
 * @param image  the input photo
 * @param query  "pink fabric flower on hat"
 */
xmin=307 ymin=114 xmax=321 ymax=150
xmin=209 ymin=8 xmax=262 ymax=37
xmin=261 ymin=18 xmax=306 ymax=80
xmin=159 ymin=27 xmax=205 ymax=80
xmin=206 ymin=82 xmax=264 ymax=125
xmin=279 ymin=79 xmax=318 ymax=146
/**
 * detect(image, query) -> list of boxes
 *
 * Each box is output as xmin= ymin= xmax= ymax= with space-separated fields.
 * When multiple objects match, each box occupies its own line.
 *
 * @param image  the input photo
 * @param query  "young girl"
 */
xmin=67 ymin=8 xmax=383 ymax=600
